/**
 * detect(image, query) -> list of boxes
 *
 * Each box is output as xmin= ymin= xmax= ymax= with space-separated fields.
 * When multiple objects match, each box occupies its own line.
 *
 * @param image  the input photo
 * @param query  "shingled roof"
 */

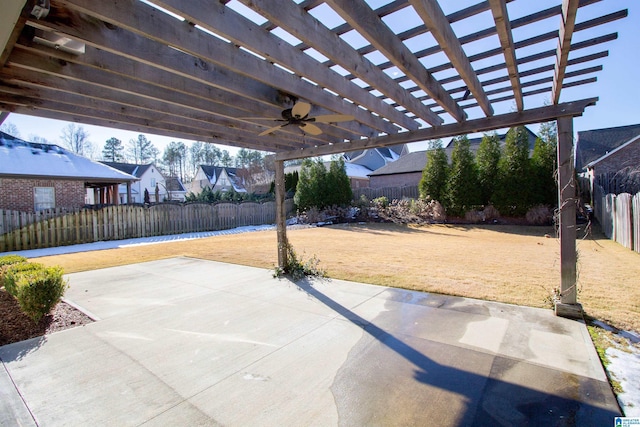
xmin=575 ymin=124 xmax=640 ymax=172
xmin=368 ymin=151 xmax=428 ymax=177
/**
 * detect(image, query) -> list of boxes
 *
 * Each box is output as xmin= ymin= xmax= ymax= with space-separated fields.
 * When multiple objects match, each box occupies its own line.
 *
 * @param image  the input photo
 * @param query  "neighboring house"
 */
xmin=344 ymin=144 xmax=408 ymax=172
xmin=101 ymin=162 xmax=167 ymax=203
xmin=575 ymin=124 xmax=640 ymax=173
xmin=164 ymin=177 xmax=187 ymax=202
xmin=0 ymin=131 xmax=137 ymax=212
xmin=368 ymin=127 xmax=539 ymax=189
xmin=585 ymin=133 xmax=640 ymax=194
xmin=368 ymin=151 xmax=427 ymax=189
xmin=188 ymin=165 xmax=247 ymax=195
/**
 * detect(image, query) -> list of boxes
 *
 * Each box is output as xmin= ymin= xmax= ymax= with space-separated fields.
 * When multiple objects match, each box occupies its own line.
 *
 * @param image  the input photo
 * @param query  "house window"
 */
xmin=34 ymin=187 xmax=55 ymax=211
xmin=220 ymin=177 xmax=228 ymax=186
xmin=151 ymin=178 xmax=156 ymax=187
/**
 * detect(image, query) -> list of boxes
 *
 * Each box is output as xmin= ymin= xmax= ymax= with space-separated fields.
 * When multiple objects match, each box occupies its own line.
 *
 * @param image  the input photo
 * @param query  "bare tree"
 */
xmin=0 ymin=122 xmax=20 ymax=137
xmin=127 ymin=134 xmax=158 ymax=164
xmin=60 ymin=123 xmax=93 ymax=156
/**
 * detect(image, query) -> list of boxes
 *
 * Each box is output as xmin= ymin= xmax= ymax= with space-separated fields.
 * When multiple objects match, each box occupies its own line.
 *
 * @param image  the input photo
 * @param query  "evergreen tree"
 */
xmin=476 ymin=132 xmax=501 ymax=205
xmin=294 ymin=159 xmax=325 ymax=211
xmin=493 ymin=126 xmax=531 ymax=216
xmin=102 ymin=137 xmax=124 ymax=162
xmin=419 ymin=139 xmax=449 ymax=204
xmin=220 ymin=150 xmax=233 ymax=167
xmin=326 ymin=157 xmax=352 ymax=207
xmin=446 ymin=135 xmax=480 ymax=216
xmin=530 ymin=121 xmax=558 ymax=207
xmin=163 ymin=141 xmax=187 ymax=179
xmin=294 ymin=158 xmax=351 ymax=211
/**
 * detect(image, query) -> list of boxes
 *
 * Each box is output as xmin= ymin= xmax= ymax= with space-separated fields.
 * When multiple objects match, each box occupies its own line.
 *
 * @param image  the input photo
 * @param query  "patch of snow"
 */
xmin=607 ymin=346 xmax=640 ymax=417
xmin=0 ymin=135 xmax=135 ymax=181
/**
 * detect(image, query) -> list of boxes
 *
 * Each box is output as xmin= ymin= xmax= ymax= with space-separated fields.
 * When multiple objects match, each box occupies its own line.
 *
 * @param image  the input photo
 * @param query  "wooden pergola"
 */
xmin=0 ymin=0 xmax=627 ymax=317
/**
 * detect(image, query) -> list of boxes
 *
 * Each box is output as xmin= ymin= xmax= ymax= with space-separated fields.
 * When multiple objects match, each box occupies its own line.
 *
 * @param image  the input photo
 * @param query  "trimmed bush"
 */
xmin=3 ymin=262 xmax=43 ymax=297
xmin=0 ymin=255 xmax=28 ymax=268
xmin=0 ymin=255 xmax=28 ymax=289
xmin=14 ymin=266 xmax=68 ymax=322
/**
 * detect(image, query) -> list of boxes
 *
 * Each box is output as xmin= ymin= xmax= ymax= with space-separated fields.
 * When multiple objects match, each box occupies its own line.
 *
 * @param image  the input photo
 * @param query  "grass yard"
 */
xmin=35 ymin=222 xmax=640 ymax=334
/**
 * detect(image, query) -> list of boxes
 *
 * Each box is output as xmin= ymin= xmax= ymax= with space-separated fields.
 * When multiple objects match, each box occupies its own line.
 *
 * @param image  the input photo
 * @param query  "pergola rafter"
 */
xmin=553 ymin=0 xmax=581 ymax=103
xmin=0 ymin=0 xmax=628 ymax=316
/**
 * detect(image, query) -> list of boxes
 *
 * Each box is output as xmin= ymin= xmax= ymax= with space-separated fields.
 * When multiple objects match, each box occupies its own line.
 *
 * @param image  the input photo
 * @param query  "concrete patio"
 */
xmin=0 ymin=257 xmax=621 ymax=426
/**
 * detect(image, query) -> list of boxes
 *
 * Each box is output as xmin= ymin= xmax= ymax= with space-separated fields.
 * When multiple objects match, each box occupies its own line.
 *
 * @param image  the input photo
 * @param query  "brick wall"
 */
xmin=0 ymin=178 xmax=86 ymax=212
xmin=369 ymin=172 xmax=422 ymax=189
xmin=592 ymin=142 xmax=640 ymax=176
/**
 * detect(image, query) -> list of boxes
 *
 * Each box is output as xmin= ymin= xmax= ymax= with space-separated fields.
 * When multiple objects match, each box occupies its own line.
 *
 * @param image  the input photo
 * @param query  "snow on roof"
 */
xmin=0 ymin=132 xmax=138 ymax=182
xmin=344 ymin=162 xmax=373 ymax=178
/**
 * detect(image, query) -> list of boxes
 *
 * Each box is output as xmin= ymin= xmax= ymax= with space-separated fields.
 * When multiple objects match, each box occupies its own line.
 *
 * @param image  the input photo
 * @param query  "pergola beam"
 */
xmin=326 ymin=0 xmax=463 ymax=123
xmin=409 ymin=0 xmax=493 ymax=117
xmin=488 ymin=0 xmax=523 ymax=111
xmin=276 ymin=97 xmax=597 ymax=161
xmin=57 ymin=0 xmax=397 ymax=135
xmin=553 ymin=0 xmax=580 ymax=103
xmin=235 ymin=0 xmax=437 ymax=128
xmin=6 ymin=47 xmax=329 ymax=148
xmin=150 ymin=0 xmax=417 ymax=134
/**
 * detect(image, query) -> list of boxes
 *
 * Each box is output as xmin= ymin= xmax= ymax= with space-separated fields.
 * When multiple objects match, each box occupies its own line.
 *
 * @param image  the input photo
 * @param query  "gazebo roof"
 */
xmin=0 ymin=1 xmax=627 ymax=160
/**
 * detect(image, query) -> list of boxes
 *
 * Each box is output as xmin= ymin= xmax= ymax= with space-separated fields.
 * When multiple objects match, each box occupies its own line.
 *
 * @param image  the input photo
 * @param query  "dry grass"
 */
xmin=34 ymin=223 xmax=640 ymax=333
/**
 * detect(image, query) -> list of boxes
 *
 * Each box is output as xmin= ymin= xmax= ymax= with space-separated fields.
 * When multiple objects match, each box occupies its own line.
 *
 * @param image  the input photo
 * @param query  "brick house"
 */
xmin=0 ymin=131 xmax=137 ymax=212
xmin=575 ymin=124 xmax=640 ymax=173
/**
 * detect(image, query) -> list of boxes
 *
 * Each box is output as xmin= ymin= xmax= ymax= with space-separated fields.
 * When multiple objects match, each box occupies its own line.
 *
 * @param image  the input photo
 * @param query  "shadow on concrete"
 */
xmin=293 ymin=277 xmax=620 ymax=426
xmin=0 ymin=335 xmax=48 ymax=363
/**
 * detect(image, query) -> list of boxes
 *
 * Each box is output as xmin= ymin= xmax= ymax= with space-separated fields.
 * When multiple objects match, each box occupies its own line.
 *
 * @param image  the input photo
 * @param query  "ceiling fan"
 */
xmin=257 ymin=102 xmax=354 ymax=136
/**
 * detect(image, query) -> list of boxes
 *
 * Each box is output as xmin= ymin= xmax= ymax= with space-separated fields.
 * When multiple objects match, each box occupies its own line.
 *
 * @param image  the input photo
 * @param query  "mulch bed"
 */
xmin=0 ymin=289 xmax=94 ymax=347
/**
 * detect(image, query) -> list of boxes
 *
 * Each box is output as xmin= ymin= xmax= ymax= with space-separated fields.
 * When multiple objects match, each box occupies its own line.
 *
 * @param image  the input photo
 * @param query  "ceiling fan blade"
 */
xmin=259 ymin=124 xmax=285 ymax=136
xmin=301 ymin=123 xmax=322 ymax=135
xmin=312 ymin=114 xmax=354 ymax=123
xmin=291 ymin=102 xmax=311 ymax=119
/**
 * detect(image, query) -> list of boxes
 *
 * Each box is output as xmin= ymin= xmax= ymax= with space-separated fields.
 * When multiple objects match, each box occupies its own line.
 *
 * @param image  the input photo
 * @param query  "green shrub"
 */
xmin=14 ymin=266 xmax=68 ymax=322
xmin=0 ymin=255 xmax=28 ymax=268
xmin=3 ymin=262 xmax=43 ymax=297
xmin=372 ymin=196 xmax=389 ymax=209
xmin=0 ymin=255 xmax=28 ymax=289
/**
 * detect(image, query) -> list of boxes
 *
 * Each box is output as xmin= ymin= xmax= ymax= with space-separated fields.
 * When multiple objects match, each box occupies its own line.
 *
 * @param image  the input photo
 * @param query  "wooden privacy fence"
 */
xmin=352 ymin=186 xmax=419 ymax=201
xmin=593 ymin=185 xmax=640 ymax=253
xmin=0 ymin=200 xmax=294 ymax=252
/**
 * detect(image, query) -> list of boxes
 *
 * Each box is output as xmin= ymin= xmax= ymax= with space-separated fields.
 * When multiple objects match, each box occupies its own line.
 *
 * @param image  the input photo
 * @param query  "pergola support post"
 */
xmin=274 ymin=159 xmax=288 ymax=269
xmin=555 ymin=115 xmax=582 ymax=319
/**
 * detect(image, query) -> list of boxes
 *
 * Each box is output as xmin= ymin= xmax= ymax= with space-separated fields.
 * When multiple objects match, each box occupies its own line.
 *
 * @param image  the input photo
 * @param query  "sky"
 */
xmin=1 ymin=0 xmax=638 ymax=156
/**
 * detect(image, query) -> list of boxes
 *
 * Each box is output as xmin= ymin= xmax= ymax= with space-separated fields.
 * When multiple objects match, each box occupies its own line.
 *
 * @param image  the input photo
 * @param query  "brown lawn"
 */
xmin=35 ymin=223 xmax=640 ymax=334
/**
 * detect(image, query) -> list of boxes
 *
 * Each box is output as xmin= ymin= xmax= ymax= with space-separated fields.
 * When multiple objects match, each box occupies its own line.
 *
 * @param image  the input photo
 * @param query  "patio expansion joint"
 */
xmin=0 ymin=355 xmax=39 ymax=426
